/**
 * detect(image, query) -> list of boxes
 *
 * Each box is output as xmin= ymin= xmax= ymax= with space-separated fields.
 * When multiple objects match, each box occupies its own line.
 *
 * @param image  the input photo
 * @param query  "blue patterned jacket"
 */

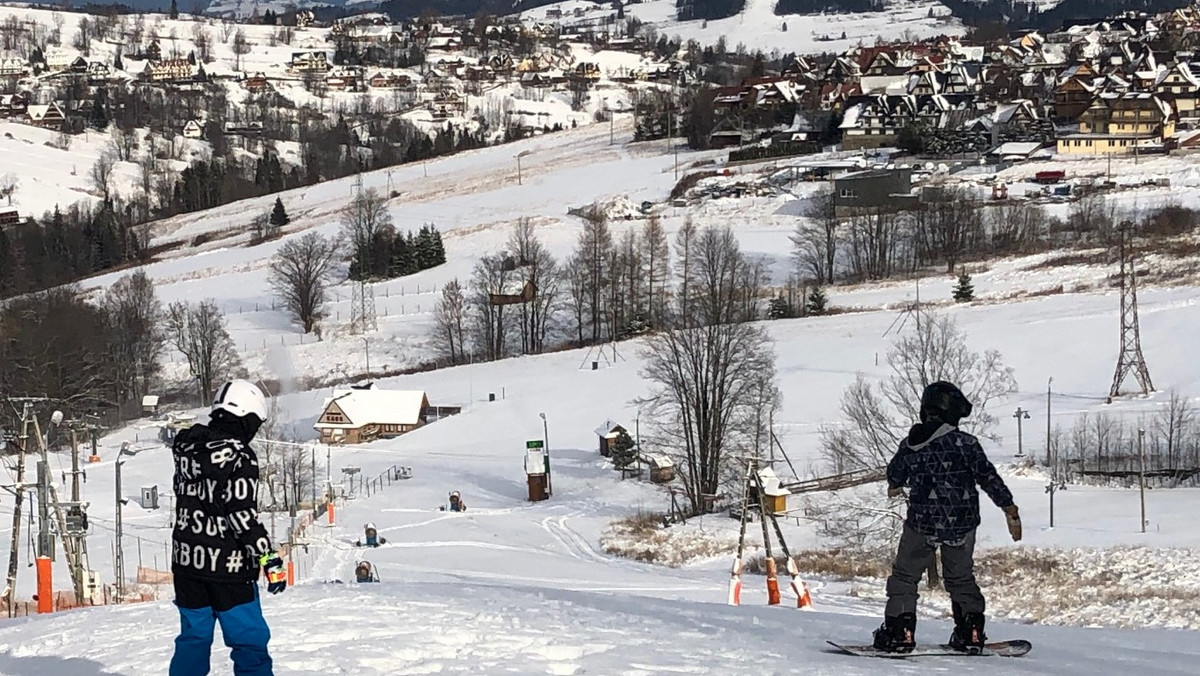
xmin=887 ymin=422 xmax=1014 ymax=544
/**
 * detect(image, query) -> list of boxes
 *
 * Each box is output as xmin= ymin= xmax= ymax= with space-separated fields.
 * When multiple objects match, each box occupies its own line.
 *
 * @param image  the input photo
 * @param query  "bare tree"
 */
xmin=1155 ymin=390 xmax=1193 ymax=472
xmin=432 ymin=279 xmax=467 ymax=363
xmin=791 ymin=188 xmax=839 ymax=284
xmin=468 ymin=254 xmax=515 ymax=361
xmin=638 ymin=226 xmax=778 ymax=513
xmin=562 ymin=251 xmax=589 ymax=345
xmin=507 ymin=218 xmax=559 ymax=354
xmin=91 ymin=151 xmax=117 ymax=202
xmin=0 ymin=174 xmax=16 ymax=206
xmin=822 ymin=309 xmax=1017 ymax=474
xmin=672 ymin=217 xmax=697 ymax=324
xmin=232 ymin=28 xmax=250 ymax=71
xmin=575 ymin=209 xmax=612 ymax=342
xmin=165 ymin=300 xmax=241 ymax=401
xmin=109 ymin=129 xmax=137 ymax=162
xmin=339 ymin=188 xmax=393 ymax=277
xmin=269 ymin=233 xmax=339 ymax=334
xmin=102 ymin=271 xmax=165 ymax=410
xmin=641 ymin=215 xmax=670 ymax=328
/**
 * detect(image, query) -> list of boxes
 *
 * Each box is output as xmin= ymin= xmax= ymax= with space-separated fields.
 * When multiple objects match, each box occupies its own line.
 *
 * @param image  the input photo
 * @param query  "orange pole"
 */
xmin=765 ymin=559 xmax=781 ymax=606
xmin=35 ymin=556 xmax=52 ymax=614
xmin=286 ymin=560 xmax=295 ymax=586
xmin=327 ymin=502 xmax=335 ymax=526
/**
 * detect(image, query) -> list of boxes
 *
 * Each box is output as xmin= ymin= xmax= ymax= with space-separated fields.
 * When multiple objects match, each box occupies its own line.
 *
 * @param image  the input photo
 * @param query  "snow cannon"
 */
xmin=355 ymin=560 xmax=379 ymax=583
xmin=355 ymin=522 xmax=386 ymax=548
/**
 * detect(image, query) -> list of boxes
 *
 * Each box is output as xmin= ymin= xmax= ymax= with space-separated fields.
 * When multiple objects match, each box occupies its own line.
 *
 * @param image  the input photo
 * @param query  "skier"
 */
xmin=872 ymin=381 xmax=1022 ymax=654
xmin=169 ymin=380 xmax=287 ymax=676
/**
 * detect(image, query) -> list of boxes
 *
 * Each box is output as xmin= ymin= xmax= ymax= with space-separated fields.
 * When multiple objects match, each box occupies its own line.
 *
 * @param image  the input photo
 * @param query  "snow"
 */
xmin=3 ymin=9 xmax=1200 ymax=663
xmin=625 ymin=0 xmax=965 ymax=54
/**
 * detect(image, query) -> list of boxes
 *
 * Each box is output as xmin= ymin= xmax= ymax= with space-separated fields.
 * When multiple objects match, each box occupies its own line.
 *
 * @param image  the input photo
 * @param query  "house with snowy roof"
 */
xmin=314 ymin=388 xmax=430 ymax=444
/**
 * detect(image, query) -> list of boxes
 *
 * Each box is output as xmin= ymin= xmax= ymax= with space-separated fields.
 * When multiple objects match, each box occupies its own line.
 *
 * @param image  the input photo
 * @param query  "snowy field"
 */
xmin=3 ymin=280 xmax=1200 ymax=672
xmin=625 ymin=0 xmax=964 ymax=54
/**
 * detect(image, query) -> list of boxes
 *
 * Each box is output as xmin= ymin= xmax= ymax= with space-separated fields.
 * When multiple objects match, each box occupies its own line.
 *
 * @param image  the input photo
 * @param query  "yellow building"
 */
xmin=1057 ymin=93 xmax=1174 ymax=156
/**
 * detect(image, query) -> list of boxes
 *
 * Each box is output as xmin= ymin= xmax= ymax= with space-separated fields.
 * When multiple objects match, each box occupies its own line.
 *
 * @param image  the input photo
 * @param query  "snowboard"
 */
xmin=826 ymin=639 xmax=1031 ymax=659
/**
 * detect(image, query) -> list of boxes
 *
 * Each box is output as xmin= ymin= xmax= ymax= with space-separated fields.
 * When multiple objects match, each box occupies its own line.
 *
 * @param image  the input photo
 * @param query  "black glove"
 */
xmin=260 ymin=552 xmax=287 ymax=594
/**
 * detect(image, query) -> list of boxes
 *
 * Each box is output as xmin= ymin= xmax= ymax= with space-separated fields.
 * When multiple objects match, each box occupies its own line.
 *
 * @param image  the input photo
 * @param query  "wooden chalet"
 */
xmin=593 ymin=420 xmax=627 ymax=457
xmin=242 ymin=73 xmax=271 ymax=93
xmin=25 ymin=102 xmax=64 ymax=128
xmin=488 ymin=276 xmax=535 ymax=305
xmin=313 ymin=388 xmax=430 ymax=444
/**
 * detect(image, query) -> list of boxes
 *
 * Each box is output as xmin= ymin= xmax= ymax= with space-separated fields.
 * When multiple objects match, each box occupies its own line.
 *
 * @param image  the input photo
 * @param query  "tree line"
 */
xmin=0 ymin=271 xmax=242 ymax=429
xmin=790 ymin=189 xmax=1200 ymax=288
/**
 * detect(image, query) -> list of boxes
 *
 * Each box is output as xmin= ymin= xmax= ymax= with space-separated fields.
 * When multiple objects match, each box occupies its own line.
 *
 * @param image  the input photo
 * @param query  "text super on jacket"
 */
xmin=171 ymin=424 xmax=272 ymax=581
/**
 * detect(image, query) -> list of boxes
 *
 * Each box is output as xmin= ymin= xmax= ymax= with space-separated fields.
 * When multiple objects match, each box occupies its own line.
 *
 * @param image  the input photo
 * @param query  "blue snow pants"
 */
xmin=169 ymin=576 xmax=273 ymax=676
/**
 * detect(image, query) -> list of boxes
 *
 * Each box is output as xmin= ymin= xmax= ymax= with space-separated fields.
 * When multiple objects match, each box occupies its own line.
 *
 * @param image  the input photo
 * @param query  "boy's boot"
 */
xmin=949 ymin=611 xmax=987 ymax=653
xmin=872 ymin=612 xmax=916 ymax=653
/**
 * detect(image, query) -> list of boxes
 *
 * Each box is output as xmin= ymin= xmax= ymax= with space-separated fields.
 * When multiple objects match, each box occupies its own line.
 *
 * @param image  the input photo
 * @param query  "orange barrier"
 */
xmin=35 ymin=557 xmax=52 ymax=614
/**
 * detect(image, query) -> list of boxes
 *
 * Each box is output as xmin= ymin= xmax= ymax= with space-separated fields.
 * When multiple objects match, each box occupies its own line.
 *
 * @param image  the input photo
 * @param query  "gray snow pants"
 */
xmin=884 ymin=525 xmax=985 ymax=620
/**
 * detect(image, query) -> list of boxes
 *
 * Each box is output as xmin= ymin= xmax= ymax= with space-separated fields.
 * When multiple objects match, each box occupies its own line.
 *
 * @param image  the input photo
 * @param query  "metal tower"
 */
xmin=350 ymin=280 xmax=377 ymax=334
xmin=1109 ymin=221 xmax=1154 ymax=398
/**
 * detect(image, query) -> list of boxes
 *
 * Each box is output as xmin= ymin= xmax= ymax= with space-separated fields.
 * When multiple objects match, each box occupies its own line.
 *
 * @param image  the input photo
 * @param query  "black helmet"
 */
xmin=920 ymin=381 xmax=973 ymax=426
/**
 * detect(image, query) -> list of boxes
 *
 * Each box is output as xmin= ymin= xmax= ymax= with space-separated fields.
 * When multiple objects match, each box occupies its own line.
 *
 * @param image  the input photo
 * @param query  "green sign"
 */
xmin=526 ymin=440 xmax=544 ymax=449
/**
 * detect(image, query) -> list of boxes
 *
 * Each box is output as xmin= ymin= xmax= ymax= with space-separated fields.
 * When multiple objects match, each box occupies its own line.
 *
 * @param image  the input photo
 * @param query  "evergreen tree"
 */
xmin=114 ymin=52 xmax=124 ymax=71
xmin=188 ymin=50 xmax=196 ymax=66
xmin=429 ymin=225 xmax=446 ymax=265
xmin=610 ymin=429 xmax=638 ymax=469
xmin=89 ymin=90 xmax=109 ymax=130
xmin=767 ymin=295 xmax=793 ymax=319
xmin=269 ymin=197 xmax=289 ymax=227
xmin=169 ymin=0 xmax=179 ymax=20
xmin=390 ymin=232 xmax=416 ymax=276
xmin=953 ymin=271 xmax=975 ymax=302
xmin=805 ymin=286 xmax=828 ymax=316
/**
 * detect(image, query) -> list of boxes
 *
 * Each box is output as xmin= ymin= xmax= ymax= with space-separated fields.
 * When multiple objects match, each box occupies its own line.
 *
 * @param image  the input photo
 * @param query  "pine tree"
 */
xmin=953 ymin=271 xmax=974 ymax=302
xmin=269 ymin=197 xmax=289 ymax=228
xmin=767 ymin=295 xmax=793 ymax=319
xmin=806 ymin=286 xmax=828 ymax=316
xmin=429 ymin=225 xmax=446 ymax=265
xmin=391 ymin=233 xmax=416 ymax=276
xmin=114 ymin=52 xmax=124 ymax=71
xmin=610 ymin=429 xmax=638 ymax=469
xmin=169 ymin=0 xmax=179 ymax=20
xmin=89 ymin=90 xmax=109 ymax=130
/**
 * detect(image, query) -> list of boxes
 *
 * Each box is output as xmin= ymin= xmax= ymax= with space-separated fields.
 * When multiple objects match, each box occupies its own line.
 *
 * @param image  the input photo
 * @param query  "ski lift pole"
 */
xmin=753 ymin=467 xmax=781 ymax=605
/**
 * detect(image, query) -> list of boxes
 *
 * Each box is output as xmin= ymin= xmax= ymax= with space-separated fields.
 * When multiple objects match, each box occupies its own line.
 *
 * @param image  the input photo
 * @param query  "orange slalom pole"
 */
xmin=35 ymin=556 xmax=52 ymax=614
xmin=327 ymin=502 xmax=335 ymax=526
xmin=286 ymin=560 xmax=295 ymax=586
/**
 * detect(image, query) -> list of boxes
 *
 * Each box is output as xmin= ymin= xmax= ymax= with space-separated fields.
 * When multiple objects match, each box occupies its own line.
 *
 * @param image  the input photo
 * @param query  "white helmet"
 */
xmin=212 ymin=379 xmax=269 ymax=421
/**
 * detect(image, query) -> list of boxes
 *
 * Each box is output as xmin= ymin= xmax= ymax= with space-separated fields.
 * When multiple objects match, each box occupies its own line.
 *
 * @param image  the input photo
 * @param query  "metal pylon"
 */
xmin=1110 ymin=222 xmax=1154 ymax=398
xmin=350 ymin=280 xmax=377 ymax=334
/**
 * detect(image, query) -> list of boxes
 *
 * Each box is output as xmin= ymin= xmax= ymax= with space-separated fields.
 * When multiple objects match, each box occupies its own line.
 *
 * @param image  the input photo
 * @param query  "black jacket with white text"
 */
xmin=171 ymin=423 xmax=272 ymax=582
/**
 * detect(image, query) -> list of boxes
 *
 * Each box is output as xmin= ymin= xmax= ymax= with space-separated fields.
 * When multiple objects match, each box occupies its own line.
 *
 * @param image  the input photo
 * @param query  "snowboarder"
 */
xmin=440 ymin=491 xmax=466 ymax=512
xmin=169 ymin=380 xmax=287 ymax=676
xmin=872 ymin=381 xmax=1022 ymax=654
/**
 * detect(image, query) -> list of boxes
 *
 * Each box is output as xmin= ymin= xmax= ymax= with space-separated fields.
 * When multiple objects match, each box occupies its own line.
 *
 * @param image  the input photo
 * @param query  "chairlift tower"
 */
xmin=350 ymin=280 xmax=377 ymax=334
xmin=1109 ymin=221 xmax=1154 ymax=399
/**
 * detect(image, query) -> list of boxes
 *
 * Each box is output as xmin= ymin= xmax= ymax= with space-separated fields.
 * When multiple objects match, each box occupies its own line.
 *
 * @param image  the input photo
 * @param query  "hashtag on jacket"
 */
xmin=172 ymin=424 xmax=272 ymax=582
xmin=887 ymin=422 xmax=1015 ymax=544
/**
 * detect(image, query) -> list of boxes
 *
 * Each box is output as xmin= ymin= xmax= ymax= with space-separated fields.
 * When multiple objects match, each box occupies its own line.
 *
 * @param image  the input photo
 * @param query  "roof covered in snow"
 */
xmin=316 ymin=389 xmax=429 ymax=429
